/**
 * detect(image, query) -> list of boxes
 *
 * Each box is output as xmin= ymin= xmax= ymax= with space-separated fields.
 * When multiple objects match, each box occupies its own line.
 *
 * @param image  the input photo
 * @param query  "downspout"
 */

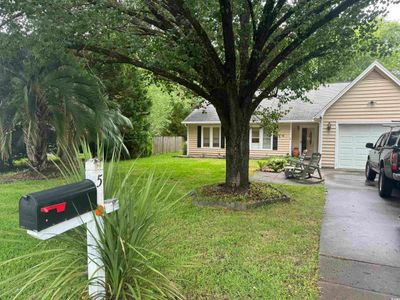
xmin=289 ymin=122 xmax=293 ymax=156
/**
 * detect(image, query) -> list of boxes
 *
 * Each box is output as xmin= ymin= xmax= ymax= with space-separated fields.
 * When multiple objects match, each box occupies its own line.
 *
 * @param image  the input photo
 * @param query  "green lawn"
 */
xmin=0 ymin=155 xmax=325 ymax=299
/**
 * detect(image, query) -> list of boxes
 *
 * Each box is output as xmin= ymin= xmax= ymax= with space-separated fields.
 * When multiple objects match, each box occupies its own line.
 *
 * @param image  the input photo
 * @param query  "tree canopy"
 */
xmin=90 ymin=62 xmax=153 ymax=158
xmin=332 ymin=19 xmax=400 ymax=81
xmin=1 ymin=0 xmax=395 ymax=187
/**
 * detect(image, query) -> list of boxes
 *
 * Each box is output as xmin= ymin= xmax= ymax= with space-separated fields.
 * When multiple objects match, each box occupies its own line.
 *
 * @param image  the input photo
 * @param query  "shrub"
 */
xmin=257 ymin=160 xmax=267 ymax=171
xmin=257 ymin=156 xmax=289 ymax=173
xmin=182 ymin=141 xmax=187 ymax=155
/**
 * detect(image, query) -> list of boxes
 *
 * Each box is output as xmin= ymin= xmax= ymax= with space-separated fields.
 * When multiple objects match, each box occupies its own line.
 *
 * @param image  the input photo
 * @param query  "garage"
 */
xmin=337 ymin=124 xmax=388 ymax=169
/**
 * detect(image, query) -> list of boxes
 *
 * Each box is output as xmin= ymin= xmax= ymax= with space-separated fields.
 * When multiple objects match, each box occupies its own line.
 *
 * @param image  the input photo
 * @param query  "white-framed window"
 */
xmin=202 ymin=126 xmax=221 ymax=148
xmin=251 ymin=127 xmax=261 ymax=149
xmin=250 ymin=127 xmax=273 ymax=150
xmin=262 ymin=129 xmax=272 ymax=150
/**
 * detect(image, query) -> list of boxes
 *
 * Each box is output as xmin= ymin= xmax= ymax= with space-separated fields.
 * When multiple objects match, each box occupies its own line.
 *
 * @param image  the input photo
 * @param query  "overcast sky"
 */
xmin=386 ymin=3 xmax=400 ymax=21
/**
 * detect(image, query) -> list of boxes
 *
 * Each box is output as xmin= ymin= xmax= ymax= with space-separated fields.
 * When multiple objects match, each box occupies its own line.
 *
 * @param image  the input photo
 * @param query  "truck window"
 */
xmin=378 ymin=134 xmax=388 ymax=148
xmin=387 ymin=132 xmax=400 ymax=147
xmin=374 ymin=134 xmax=384 ymax=148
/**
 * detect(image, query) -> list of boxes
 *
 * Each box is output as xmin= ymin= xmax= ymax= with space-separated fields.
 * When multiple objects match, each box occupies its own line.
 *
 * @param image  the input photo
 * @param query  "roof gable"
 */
xmin=182 ymin=61 xmax=400 ymax=124
xmin=316 ymin=61 xmax=400 ymax=118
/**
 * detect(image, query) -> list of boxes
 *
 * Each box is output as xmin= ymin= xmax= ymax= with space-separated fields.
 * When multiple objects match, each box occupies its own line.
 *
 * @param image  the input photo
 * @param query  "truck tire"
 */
xmin=378 ymin=166 xmax=393 ymax=198
xmin=365 ymin=161 xmax=376 ymax=181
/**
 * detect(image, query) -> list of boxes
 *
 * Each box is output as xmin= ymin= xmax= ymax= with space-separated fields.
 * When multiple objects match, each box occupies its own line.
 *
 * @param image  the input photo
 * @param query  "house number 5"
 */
xmin=97 ymin=174 xmax=103 ymax=188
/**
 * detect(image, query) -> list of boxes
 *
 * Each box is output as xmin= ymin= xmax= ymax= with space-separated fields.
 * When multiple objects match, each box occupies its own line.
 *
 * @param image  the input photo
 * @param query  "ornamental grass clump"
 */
xmin=98 ymin=171 xmax=182 ymax=299
xmin=0 ymin=142 xmax=183 ymax=299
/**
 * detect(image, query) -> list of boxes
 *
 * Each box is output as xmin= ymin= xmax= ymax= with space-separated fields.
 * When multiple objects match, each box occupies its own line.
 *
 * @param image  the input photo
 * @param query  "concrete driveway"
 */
xmin=320 ymin=170 xmax=400 ymax=299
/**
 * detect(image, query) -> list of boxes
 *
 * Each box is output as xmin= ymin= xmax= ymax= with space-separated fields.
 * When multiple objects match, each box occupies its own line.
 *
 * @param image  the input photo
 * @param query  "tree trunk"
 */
xmin=223 ymin=114 xmax=251 ymax=191
xmin=24 ymin=102 xmax=49 ymax=171
xmin=57 ymin=117 xmax=77 ymax=164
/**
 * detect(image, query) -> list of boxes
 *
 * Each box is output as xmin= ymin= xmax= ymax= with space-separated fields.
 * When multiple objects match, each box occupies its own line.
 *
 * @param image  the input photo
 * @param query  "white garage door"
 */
xmin=337 ymin=124 xmax=387 ymax=169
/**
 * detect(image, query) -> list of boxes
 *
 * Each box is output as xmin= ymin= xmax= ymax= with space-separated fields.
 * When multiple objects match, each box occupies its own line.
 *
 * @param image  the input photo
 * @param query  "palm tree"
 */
xmin=0 ymin=64 xmax=18 ymax=170
xmin=0 ymin=52 xmax=129 ymax=170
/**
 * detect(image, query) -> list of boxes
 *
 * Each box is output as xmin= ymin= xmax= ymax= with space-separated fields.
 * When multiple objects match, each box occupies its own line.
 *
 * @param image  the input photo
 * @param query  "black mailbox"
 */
xmin=19 ymin=180 xmax=97 ymax=231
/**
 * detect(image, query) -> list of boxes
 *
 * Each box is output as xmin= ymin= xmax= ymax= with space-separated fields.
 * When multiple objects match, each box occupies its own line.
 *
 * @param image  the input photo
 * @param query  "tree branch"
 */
xmin=261 ymin=1 xmax=331 ymax=58
xmin=73 ymin=45 xmax=212 ymax=100
xmin=219 ymin=0 xmax=236 ymax=77
xmin=249 ymin=0 xmax=359 ymax=99
xmin=239 ymin=2 xmax=251 ymax=82
xmin=251 ymin=47 xmax=331 ymax=110
xmin=241 ymin=0 xmax=293 ymax=99
xmin=246 ymin=0 xmax=257 ymax=37
xmin=105 ymin=0 xmax=225 ymax=86
xmin=172 ymin=0 xmax=225 ymax=77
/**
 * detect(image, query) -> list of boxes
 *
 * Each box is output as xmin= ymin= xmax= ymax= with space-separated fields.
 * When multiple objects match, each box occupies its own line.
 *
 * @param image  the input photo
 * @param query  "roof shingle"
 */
xmin=183 ymin=82 xmax=350 ymax=123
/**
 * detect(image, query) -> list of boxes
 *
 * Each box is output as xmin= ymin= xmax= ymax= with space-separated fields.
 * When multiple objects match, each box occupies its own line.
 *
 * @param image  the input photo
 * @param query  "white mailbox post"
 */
xmin=23 ymin=159 xmax=119 ymax=300
xmin=85 ymin=159 xmax=106 ymax=298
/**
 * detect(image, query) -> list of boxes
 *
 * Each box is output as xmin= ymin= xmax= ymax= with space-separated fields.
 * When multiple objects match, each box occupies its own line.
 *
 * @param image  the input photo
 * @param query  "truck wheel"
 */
xmin=378 ymin=166 xmax=393 ymax=198
xmin=365 ymin=161 xmax=376 ymax=181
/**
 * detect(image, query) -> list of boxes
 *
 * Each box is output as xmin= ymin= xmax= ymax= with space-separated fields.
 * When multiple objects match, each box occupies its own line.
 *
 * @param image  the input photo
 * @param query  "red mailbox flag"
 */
xmin=40 ymin=202 xmax=66 ymax=213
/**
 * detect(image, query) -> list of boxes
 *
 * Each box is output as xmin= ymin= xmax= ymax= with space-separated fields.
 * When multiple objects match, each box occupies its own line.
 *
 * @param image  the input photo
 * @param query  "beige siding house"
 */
xmin=183 ymin=62 xmax=400 ymax=169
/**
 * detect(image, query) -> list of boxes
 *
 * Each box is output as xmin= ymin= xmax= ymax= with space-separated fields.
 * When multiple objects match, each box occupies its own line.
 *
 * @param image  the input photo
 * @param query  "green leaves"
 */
xmin=0 ymin=40 xmax=130 ymax=168
xmin=254 ymin=106 xmax=289 ymax=137
xmin=332 ymin=19 xmax=400 ymax=81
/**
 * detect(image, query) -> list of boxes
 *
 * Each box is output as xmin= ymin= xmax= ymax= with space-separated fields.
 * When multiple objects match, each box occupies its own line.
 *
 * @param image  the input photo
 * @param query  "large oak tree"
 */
xmin=1 ymin=0 xmax=395 ymax=188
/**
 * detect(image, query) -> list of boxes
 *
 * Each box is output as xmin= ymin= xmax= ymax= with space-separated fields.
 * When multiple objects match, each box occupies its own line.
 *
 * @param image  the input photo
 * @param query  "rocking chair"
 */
xmin=284 ymin=153 xmax=323 ymax=183
xmin=286 ymin=150 xmax=309 ymax=169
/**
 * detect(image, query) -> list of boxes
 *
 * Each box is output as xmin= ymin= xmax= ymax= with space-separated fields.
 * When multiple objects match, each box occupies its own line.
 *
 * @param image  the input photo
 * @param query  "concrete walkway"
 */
xmin=320 ymin=170 xmax=400 ymax=299
xmin=251 ymin=170 xmax=323 ymax=185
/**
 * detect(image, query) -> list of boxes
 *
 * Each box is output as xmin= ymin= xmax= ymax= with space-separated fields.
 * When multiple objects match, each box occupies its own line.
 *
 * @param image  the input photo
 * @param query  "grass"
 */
xmin=0 ymin=154 xmax=325 ymax=299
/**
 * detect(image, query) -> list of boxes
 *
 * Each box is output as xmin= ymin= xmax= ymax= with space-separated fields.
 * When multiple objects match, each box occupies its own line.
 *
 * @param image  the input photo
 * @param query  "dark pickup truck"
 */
xmin=365 ymin=130 xmax=400 ymax=197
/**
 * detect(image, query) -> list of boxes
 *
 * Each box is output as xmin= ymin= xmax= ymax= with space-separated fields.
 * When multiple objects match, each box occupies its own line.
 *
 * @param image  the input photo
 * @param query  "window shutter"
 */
xmin=197 ymin=126 xmax=202 ymax=148
xmin=273 ymin=135 xmax=278 ymax=150
xmin=221 ymin=130 xmax=225 ymax=148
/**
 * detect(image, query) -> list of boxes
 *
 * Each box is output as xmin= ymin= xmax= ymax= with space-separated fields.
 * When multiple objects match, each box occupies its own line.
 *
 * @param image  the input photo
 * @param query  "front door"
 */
xmin=300 ymin=126 xmax=317 ymax=155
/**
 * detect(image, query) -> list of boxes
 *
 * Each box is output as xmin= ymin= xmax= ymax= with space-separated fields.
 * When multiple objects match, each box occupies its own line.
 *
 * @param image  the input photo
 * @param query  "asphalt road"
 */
xmin=319 ymin=170 xmax=400 ymax=299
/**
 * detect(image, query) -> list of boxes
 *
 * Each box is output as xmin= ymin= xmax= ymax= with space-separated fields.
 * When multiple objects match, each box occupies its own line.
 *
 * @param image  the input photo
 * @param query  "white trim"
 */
xmin=335 ymin=121 xmax=339 ymax=168
xmin=331 ymin=119 xmax=396 ymax=125
xmin=182 ymin=121 xmax=221 ymax=124
xmin=278 ymin=119 xmax=317 ymax=123
xmin=318 ymin=117 xmax=323 ymax=166
xmin=201 ymin=125 xmax=221 ymax=148
xmin=183 ymin=120 xmax=317 ymax=125
xmin=186 ymin=125 xmax=190 ymax=156
xmin=289 ymin=123 xmax=293 ymax=155
xmin=316 ymin=61 xmax=400 ymax=118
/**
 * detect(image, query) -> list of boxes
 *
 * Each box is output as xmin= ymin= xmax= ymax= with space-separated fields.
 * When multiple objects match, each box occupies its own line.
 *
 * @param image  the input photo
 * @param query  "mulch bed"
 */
xmin=192 ymin=182 xmax=289 ymax=211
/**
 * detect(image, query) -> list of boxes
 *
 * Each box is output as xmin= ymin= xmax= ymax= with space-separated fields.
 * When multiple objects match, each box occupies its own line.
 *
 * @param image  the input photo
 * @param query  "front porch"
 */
xmin=289 ymin=122 xmax=320 ymax=157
